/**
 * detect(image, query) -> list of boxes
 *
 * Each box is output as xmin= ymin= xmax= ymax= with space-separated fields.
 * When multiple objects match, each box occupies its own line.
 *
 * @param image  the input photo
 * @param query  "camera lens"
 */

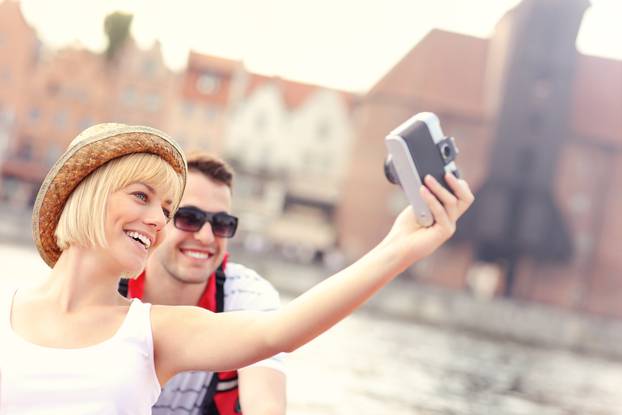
xmin=441 ymin=143 xmax=453 ymax=160
xmin=384 ymin=157 xmax=400 ymax=185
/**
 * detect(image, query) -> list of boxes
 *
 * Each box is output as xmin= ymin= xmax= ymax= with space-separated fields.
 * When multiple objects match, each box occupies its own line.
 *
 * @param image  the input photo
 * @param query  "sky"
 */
xmin=16 ymin=0 xmax=622 ymax=93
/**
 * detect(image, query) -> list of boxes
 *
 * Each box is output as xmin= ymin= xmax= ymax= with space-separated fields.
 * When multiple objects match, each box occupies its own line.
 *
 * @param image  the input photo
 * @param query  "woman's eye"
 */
xmin=133 ymin=192 xmax=148 ymax=202
xmin=162 ymin=208 xmax=171 ymax=221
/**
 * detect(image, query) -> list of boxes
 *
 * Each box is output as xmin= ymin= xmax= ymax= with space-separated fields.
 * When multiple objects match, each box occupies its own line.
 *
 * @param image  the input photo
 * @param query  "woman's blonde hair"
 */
xmin=55 ymin=153 xmax=184 ymax=251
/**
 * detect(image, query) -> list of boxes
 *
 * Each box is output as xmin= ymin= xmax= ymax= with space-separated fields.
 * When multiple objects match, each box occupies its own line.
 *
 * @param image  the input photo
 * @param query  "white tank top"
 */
xmin=0 ymin=289 xmax=161 ymax=414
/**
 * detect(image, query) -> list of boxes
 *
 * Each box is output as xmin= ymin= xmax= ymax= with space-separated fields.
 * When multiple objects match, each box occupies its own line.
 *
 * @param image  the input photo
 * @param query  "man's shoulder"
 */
xmin=222 ymin=262 xmax=280 ymax=311
xmin=224 ymin=262 xmax=276 ymax=292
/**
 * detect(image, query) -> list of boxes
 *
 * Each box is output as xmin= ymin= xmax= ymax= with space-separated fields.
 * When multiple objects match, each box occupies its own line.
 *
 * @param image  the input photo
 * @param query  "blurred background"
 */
xmin=1 ymin=0 xmax=621 ymax=413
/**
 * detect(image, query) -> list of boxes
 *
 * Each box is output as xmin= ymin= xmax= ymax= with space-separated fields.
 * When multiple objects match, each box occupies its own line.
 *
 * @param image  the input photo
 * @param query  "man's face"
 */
xmin=150 ymin=171 xmax=232 ymax=285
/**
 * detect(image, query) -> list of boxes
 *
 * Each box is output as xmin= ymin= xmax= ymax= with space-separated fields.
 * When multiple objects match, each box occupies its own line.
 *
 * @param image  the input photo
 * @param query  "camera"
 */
xmin=384 ymin=112 xmax=460 ymax=227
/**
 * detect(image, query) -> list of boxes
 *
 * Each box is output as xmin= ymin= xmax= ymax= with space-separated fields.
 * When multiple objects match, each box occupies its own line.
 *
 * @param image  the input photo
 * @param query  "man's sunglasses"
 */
xmin=173 ymin=206 xmax=238 ymax=238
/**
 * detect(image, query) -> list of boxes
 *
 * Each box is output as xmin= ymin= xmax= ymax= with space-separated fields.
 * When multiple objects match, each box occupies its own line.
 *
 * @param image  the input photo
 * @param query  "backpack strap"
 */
xmin=215 ymin=263 xmax=226 ymax=313
xmin=118 ymin=278 xmax=129 ymax=298
xmin=201 ymin=263 xmax=228 ymax=414
xmin=200 ymin=378 xmax=221 ymax=415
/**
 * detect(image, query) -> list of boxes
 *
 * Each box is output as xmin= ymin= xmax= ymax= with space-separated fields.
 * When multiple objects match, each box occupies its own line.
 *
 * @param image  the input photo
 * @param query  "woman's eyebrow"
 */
xmin=137 ymin=182 xmax=173 ymax=205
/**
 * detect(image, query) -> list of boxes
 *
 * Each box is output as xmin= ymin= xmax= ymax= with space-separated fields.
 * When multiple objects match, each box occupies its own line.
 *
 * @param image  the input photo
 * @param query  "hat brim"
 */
xmin=32 ymin=125 xmax=187 ymax=267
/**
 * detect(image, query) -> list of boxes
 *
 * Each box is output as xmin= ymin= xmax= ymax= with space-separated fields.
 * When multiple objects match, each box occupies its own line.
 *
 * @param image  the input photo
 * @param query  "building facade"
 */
xmin=337 ymin=1 xmax=622 ymax=318
xmin=0 ymin=1 xmax=357 ymax=262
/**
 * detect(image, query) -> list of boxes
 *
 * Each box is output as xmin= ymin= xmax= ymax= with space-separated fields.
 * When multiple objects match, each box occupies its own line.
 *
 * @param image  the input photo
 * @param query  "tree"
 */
xmin=104 ymin=12 xmax=133 ymax=62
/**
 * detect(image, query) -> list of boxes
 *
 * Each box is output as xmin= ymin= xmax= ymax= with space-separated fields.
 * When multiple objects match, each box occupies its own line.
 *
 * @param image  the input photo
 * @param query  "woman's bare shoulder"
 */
xmin=150 ymin=304 xmax=215 ymax=329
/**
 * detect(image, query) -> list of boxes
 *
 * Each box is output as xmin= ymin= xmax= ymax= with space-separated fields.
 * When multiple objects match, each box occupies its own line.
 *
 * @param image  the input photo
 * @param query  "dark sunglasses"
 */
xmin=173 ymin=206 xmax=238 ymax=238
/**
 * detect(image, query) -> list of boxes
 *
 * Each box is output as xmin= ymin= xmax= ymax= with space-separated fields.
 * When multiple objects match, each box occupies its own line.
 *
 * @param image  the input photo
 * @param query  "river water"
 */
xmin=2 ymin=244 xmax=621 ymax=414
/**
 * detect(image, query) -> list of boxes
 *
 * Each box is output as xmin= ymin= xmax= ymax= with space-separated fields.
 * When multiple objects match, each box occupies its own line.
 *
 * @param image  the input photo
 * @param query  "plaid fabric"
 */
xmin=152 ymin=371 xmax=215 ymax=415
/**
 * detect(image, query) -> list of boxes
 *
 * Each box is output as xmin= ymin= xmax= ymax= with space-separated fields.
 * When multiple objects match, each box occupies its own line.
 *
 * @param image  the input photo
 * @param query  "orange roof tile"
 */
xmin=181 ymin=52 xmax=240 ymax=105
xmin=187 ymin=51 xmax=240 ymax=74
xmin=367 ymin=29 xmax=489 ymax=118
xmin=1 ymin=159 xmax=47 ymax=182
xmin=1 ymin=0 xmax=29 ymax=27
xmin=244 ymin=74 xmax=355 ymax=109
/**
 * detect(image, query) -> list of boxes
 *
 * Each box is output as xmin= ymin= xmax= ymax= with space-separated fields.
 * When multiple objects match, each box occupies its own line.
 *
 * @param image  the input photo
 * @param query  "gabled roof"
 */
xmin=0 ymin=0 xmax=30 ymax=29
xmin=179 ymin=52 xmax=356 ymax=110
xmin=367 ymin=29 xmax=489 ymax=118
xmin=367 ymin=28 xmax=621 ymax=145
xmin=187 ymin=52 xmax=240 ymax=75
xmin=181 ymin=52 xmax=239 ymax=105
xmin=244 ymin=74 xmax=355 ymax=110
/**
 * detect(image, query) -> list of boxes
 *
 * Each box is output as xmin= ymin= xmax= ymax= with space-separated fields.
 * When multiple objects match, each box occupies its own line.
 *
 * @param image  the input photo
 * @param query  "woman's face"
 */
xmin=104 ymin=181 xmax=173 ymax=276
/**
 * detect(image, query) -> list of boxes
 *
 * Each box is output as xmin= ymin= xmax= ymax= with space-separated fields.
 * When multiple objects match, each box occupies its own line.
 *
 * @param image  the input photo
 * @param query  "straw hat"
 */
xmin=32 ymin=123 xmax=187 ymax=267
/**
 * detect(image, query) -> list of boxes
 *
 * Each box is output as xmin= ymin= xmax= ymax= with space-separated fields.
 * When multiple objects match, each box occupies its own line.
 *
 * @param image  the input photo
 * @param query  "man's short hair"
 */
xmin=187 ymin=151 xmax=234 ymax=189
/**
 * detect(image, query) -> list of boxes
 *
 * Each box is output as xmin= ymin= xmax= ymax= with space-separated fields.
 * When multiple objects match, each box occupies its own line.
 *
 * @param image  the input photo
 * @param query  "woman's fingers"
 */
xmin=419 ymin=185 xmax=454 ymax=236
xmin=420 ymin=174 xmax=475 ymax=235
xmin=424 ymin=175 xmax=459 ymax=222
xmin=445 ymin=173 xmax=475 ymax=215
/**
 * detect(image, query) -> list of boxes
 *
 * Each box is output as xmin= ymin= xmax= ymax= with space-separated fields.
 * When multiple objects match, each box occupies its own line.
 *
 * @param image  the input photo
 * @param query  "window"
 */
xmin=255 ymin=113 xmax=266 ymax=130
xmin=303 ymin=152 xmax=314 ymax=169
xmin=205 ymin=105 xmax=219 ymax=120
xmin=142 ymin=59 xmax=156 ymax=78
xmin=182 ymin=101 xmax=195 ymax=117
xmin=121 ymin=87 xmax=136 ymax=106
xmin=47 ymin=82 xmax=60 ymax=96
xmin=0 ymin=106 xmax=15 ymax=125
xmin=0 ymin=67 xmax=10 ymax=82
xmin=16 ymin=139 xmax=33 ymax=160
xmin=29 ymin=108 xmax=41 ymax=122
xmin=68 ymin=88 xmax=88 ymax=103
xmin=0 ymin=176 xmax=18 ymax=202
xmin=175 ymin=133 xmax=187 ymax=150
xmin=322 ymin=155 xmax=332 ymax=171
xmin=31 ymin=40 xmax=43 ymax=64
xmin=196 ymin=73 xmax=220 ymax=94
xmin=45 ymin=144 xmax=62 ymax=166
xmin=145 ymin=94 xmax=161 ymax=112
xmin=316 ymin=121 xmax=331 ymax=141
xmin=54 ymin=111 xmax=68 ymax=130
xmin=78 ymin=117 xmax=94 ymax=131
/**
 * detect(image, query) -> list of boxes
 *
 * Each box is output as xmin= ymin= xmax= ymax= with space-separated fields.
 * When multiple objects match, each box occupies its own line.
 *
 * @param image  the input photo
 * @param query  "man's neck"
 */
xmin=142 ymin=264 xmax=209 ymax=307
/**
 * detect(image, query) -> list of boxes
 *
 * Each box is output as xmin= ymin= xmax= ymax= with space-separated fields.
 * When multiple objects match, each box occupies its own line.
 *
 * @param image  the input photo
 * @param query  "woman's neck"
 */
xmin=34 ymin=247 xmax=126 ymax=311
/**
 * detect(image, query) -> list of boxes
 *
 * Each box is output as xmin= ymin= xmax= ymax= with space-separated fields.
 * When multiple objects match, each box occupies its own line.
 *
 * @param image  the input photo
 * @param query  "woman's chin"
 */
xmin=118 ymin=259 xmax=147 ymax=280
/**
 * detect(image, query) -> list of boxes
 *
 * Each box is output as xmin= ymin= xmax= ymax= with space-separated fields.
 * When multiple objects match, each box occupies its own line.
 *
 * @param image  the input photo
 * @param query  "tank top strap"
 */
xmin=117 ymin=298 xmax=156 ymax=354
xmin=0 ymin=288 xmax=17 ymax=336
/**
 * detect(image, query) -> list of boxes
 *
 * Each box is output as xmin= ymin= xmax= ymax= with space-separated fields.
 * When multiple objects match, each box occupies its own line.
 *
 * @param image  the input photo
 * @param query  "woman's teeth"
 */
xmin=125 ymin=231 xmax=151 ymax=249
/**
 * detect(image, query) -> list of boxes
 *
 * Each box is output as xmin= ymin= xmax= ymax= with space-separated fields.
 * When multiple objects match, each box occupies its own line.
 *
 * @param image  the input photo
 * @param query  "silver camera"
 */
xmin=384 ymin=112 xmax=460 ymax=227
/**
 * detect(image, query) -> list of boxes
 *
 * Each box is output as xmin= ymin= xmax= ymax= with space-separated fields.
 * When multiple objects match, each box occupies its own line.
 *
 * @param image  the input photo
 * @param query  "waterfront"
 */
xmin=2 ymin=243 xmax=622 ymax=414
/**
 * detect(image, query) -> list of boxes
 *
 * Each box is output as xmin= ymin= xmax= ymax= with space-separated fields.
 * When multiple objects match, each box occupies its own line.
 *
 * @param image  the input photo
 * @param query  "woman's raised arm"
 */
xmin=152 ymin=173 xmax=474 ymax=384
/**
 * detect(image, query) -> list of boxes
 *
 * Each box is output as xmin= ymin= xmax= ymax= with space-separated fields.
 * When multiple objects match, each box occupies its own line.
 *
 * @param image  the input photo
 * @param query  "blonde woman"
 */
xmin=0 ymin=123 xmax=474 ymax=414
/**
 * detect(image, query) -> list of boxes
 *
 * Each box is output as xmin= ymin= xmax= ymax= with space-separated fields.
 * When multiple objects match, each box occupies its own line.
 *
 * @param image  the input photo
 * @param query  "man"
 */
xmin=121 ymin=152 xmax=286 ymax=415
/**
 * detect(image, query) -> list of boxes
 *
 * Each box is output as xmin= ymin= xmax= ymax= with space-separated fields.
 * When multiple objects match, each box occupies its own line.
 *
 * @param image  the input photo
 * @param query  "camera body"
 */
xmin=384 ymin=112 xmax=460 ymax=227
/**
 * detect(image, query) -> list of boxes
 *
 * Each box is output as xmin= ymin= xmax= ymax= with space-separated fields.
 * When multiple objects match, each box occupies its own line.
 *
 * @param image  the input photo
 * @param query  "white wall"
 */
xmin=225 ymin=83 xmax=353 ymax=184
xmin=289 ymin=89 xmax=353 ymax=182
xmin=225 ymin=83 xmax=289 ymax=172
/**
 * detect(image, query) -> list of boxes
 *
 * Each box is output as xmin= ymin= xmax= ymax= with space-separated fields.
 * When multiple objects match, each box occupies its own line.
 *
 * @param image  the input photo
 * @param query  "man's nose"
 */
xmin=194 ymin=222 xmax=216 ymax=244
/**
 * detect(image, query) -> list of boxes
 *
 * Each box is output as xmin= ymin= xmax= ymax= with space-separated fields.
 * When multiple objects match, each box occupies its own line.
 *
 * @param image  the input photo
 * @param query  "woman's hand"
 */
xmin=386 ymin=173 xmax=474 ymax=264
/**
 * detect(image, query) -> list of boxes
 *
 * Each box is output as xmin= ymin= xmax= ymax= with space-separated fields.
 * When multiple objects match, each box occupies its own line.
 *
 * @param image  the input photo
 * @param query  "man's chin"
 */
xmin=174 ymin=272 xmax=212 ymax=285
xmin=177 ymin=262 xmax=218 ymax=283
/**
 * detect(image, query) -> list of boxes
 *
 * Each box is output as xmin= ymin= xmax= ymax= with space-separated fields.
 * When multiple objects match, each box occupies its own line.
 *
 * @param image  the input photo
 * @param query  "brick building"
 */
xmin=337 ymin=0 xmax=622 ymax=318
xmin=167 ymin=52 xmax=242 ymax=154
xmin=0 ymin=0 xmax=40 ymax=204
xmin=0 ymin=1 xmax=357 ymax=261
xmin=224 ymin=74 xmax=356 ymax=258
